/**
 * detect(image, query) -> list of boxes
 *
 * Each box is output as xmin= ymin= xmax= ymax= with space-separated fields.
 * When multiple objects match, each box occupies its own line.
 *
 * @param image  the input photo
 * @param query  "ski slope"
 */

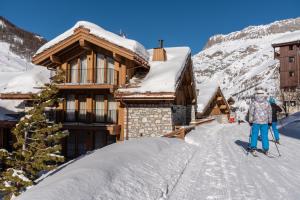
xmin=17 ymin=120 xmax=300 ymax=200
xmin=170 ymin=121 xmax=300 ymax=200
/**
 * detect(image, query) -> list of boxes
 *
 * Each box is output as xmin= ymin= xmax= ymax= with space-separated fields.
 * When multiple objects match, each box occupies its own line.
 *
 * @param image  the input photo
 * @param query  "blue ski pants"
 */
xmin=250 ymin=123 xmax=269 ymax=151
xmin=271 ymin=122 xmax=280 ymax=141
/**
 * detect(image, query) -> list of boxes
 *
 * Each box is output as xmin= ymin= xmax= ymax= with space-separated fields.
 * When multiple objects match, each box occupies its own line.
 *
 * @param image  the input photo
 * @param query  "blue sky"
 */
xmin=1 ymin=0 xmax=300 ymax=54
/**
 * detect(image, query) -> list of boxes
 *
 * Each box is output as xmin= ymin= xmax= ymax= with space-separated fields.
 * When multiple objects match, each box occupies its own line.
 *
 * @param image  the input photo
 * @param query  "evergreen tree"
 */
xmin=0 ymin=69 xmax=68 ymax=199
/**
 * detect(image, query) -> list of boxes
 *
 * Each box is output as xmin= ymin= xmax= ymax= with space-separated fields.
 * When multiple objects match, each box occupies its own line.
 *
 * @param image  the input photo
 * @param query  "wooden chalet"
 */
xmin=196 ymin=84 xmax=230 ymax=123
xmin=272 ymin=35 xmax=300 ymax=114
xmin=31 ymin=21 xmax=197 ymax=159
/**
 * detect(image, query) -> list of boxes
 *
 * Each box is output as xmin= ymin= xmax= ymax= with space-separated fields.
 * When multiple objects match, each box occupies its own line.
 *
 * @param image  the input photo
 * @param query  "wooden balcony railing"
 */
xmin=48 ymin=109 xmax=118 ymax=124
xmin=63 ymin=68 xmax=119 ymax=86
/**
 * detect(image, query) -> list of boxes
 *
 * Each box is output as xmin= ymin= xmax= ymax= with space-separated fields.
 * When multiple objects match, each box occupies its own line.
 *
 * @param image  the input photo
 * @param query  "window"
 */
xmin=289 ymin=71 xmax=295 ymax=77
xmin=107 ymin=57 xmax=115 ymax=84
xmin=95 ymin=95 xmax=105 ymax=122
xmin=70 ymin=60 xmax=78 ymax=83
xmin=78 ymin=96 xmax=86 ymax=121
xmin=107 ymin=95 xmax=117 ymax=123
xmin=289 ymin=45 xmax=293 ymax=50
xmin=288 ymin=57 xmax=295 ymax=63
xmin=96 ymin=53 xmax=105 ymax=84
xmin=80 ymin=55 xmax=87 ymax=83
xmin=66 ymin=95 xmax=75 ymax=121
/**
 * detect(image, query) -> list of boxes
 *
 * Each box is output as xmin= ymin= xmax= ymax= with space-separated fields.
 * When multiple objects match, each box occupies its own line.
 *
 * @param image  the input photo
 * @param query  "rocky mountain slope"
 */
xmin=0 ymin=16 xmax=46 ymax=61
xmin=193 ymin=17 xmax=300 ymax=115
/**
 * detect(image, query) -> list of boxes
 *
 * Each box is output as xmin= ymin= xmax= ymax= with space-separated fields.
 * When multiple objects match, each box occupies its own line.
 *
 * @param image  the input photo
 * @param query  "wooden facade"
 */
xmin=196 ymin=87 xmax=230 ymax=122
xmin=272 ymin=42 xmax=300 ymax=114
xmin=272 ymin=43 xmax=300 ymax=89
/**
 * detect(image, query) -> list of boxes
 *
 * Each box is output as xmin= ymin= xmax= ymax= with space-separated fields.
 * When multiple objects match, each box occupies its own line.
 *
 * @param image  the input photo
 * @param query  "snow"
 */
xmin=277 ymin=111 xmax=300 ymax=128
xmin=119 ymin=47 xmax=191 ymax=94
xmin=0 ymin=41 xmax=50 ymax=121
xmin=197 ymin=80 xmax=219 ymax=113
xmin=170 ymin=121 xmax=300 ymax=199
xmin=0 ymin=66 xmax=49 ymax=94
xmin=17 ymin=119 xmax=300 ymax=200
xmin=35 ymin=21 xmax=149 ymax=60
xmin=272 ymin=30 xmax=300 ymax=45
xmin=17 ymin=137 xmax=195 ymax=200
xmin=11 ymin=169 xmax=31 ymax=182
xmin=0 ymin=19 xmax=6 ymax=28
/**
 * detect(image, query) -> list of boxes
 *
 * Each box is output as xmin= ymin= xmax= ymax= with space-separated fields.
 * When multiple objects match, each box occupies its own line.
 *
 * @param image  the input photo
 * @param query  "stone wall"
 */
xmin=125 ymin=104 xmax=173 ymax=138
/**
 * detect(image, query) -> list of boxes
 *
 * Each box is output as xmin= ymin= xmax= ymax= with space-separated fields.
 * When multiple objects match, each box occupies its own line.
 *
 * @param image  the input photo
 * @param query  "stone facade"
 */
xmin=125 ymin=104 xmax=173 ymax=138
xmin=124 ymin=103 xmax=196 ymax=139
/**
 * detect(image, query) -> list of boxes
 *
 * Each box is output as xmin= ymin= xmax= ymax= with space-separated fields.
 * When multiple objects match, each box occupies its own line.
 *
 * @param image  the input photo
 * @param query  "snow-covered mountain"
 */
xmin=0 ymin=17 xmax=49 ymax=120
xmin=0 ymin=17 xmax=49 ymax=94
xmin=193 ymin=17 xmax=300 ymax=115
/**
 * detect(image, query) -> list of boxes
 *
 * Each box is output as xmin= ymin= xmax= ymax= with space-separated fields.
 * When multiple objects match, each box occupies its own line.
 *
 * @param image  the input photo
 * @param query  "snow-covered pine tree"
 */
xmin=0 ymin=69 xmax=68 ymax=199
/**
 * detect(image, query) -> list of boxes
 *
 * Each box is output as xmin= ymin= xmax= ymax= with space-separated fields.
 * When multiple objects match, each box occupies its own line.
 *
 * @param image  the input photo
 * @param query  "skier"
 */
xmin=269 ymin=97 xmax=282 ymax=144
xmin=248 ymin=90 xmax=272 ymax=156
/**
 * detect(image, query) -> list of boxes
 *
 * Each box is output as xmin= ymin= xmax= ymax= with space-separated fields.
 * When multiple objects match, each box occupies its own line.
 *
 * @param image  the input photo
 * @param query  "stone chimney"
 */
xmin=152 ymin=40 xmax=167 ymax=61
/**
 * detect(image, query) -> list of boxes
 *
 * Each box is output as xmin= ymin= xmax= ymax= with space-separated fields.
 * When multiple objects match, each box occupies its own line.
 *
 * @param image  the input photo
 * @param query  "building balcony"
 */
xmin=47 ymin=109 xmax=120 ymax=135
xmin=58 ymin=68 xmax=119 ymax=90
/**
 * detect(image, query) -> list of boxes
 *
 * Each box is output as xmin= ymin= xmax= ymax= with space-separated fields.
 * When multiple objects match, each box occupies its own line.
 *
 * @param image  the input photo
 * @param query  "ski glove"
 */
xmin=268 ymin=123 xmax=272 ymax=127
xmin=249 ymin=123 xmax=253 ymax=126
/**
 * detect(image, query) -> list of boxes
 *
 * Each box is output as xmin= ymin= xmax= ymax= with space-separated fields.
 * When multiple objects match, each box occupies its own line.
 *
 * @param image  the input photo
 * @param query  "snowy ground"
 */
xmin=170 ymin=121 xmax=300 ymax=200
xmin=16 ymin=120 xmax=300 ymax=200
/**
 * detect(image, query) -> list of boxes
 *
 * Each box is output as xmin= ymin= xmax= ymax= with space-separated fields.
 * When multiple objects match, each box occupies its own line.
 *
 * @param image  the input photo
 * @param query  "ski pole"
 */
xmin=269 ymin=127 xmax=281 ymax=157
xmin=247 ymin=127 xmax=252 ymax=156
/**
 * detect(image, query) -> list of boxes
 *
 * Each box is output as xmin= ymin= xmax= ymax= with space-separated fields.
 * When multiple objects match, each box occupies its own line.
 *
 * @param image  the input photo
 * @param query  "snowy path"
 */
xmin=168 ymin=122 xmax=300 ymax=200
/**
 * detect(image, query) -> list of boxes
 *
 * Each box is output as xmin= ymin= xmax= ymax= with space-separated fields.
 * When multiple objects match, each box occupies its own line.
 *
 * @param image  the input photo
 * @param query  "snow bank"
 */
xmin=272 ymin=30 xmax=300 ymax=45
xmin=278 ymin=111 xmax=300 ymax=128
xmin=120 ymin=47 xmax=191 ymax=93
xmin=35 ymin=21 xmax=149 ymax=60
xmin=197 ymin=80 xmax=219 ymax=113
xmin=17 ymin=137 xmax=195 ymax=200
xmin=0 ymin=65 xmax=49 ymax=94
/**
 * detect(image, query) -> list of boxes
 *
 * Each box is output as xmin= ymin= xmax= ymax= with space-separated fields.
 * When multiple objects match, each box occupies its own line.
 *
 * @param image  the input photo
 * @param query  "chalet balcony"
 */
xmin=58 ymin=68 xmax=119 ymax=89
xmin=60 ymin=109 xmax=118 ymax=124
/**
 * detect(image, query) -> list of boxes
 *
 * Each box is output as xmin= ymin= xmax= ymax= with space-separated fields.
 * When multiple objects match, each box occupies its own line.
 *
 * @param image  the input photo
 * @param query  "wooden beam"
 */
xmin=50 ymin=55 xmax=62 ymax=64
xmin=79 ymin=39 xmax=92 ymax=50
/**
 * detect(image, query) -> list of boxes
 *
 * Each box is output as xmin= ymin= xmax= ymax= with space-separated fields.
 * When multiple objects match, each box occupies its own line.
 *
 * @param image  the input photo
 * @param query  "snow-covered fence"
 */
xmin=164 ymin=117 xmax=215 ymax=139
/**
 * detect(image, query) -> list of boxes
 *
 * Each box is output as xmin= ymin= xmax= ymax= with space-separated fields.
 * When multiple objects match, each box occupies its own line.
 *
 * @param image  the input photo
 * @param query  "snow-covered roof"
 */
xmin=17 ymin=137 xmax=194 ymax=200
xmin=197 ymin=81 xmax=220 ymax=113
xmin=272 ymin=30 xmax=300 ymax=45
xmin=35 ymin=21 xmax=149 ymax=61
xmin=119 ymin=47 xmax=191 ymax=94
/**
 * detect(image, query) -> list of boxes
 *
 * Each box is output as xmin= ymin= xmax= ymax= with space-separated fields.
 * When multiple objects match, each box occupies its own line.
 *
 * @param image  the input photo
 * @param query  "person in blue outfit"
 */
xmin=248 ymin=90 xmax=272 ymax=155
xmin=269 ymin=97 xmax=282 ymax=144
